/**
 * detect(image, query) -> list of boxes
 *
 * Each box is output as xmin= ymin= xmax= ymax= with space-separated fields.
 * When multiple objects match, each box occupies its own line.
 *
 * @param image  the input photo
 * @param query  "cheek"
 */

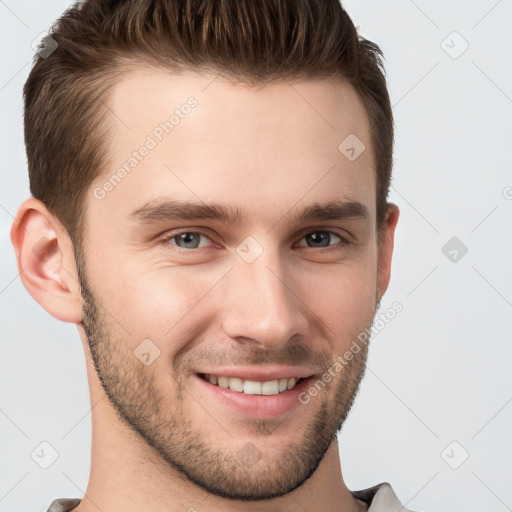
xmin=87 ymin=236 xmax=377 ymax=355
xmin=92 ymin=258 xmax=227 ymax=347
xmin=294 ymin=258 xmax=377 ymax=344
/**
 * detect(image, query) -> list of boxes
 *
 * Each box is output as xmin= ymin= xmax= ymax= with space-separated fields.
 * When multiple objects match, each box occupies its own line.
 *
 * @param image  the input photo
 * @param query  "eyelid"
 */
xmin=159 ymin=228 xmax=352 ymax=251
xmin=294 ymin=226 xmax=353 ymax=243
xmin=295 ymin=230 xmax=345 ymax=248
xmin=160 ymin=230 xmax=215 ymax=250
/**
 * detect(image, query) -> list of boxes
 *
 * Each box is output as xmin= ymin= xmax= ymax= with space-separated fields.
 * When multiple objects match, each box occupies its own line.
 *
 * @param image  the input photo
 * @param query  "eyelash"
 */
xmin=159 ymin=229 xmax=351 ymax=252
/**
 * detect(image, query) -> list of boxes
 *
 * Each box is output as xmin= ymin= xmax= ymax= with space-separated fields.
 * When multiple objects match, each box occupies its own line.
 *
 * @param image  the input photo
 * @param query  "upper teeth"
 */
xmin=204 ymin=374 xmax=299 ymax=395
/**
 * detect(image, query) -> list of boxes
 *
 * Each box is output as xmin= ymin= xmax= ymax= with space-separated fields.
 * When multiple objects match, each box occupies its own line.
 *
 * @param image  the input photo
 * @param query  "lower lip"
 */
xmin=194 ymin=374 xmax=313 ymax=419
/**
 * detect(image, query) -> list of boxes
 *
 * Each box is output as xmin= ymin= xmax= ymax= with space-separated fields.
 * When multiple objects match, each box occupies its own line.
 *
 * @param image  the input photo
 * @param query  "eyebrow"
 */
xmin=127 ymin=198 xmax=370 ymax=226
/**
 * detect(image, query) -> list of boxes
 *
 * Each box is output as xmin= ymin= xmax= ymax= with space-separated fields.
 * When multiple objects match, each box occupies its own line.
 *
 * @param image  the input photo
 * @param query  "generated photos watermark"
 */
xmin=298 ymin=300 xmax=403 ymax=405
xmin=93 ymin=96 xmax=198 ymax=200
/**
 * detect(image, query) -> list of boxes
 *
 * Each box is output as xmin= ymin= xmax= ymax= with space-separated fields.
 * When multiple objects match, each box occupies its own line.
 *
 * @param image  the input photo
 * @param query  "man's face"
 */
xmin=79 ymin=69 xmax=387 ymax=500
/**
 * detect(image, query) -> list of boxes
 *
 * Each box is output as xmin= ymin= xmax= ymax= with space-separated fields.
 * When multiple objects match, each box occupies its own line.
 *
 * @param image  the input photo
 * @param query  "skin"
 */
xmin=11 ymin=68 xmax=399 ymax=512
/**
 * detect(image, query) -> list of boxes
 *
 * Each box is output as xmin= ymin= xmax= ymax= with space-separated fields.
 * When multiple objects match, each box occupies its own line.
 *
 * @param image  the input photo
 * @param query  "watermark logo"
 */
xmin=298 ymin=301 xmax=403 ymax=405
xmin=236 ymin=236 xmax=264 ymax=264
xmin=31 ymin=32 xmax=58 ymax=58
xmin=441 ymin=441 xmax=469 ymax=469
xmin=442 ymin=236 xmax=468 ymax=263
xmin=93 ymin=97 xmax=198 ymax=200
xmin=441 ymin=31 xmax=469 ymax=60
xmin=32 ymin=236 xmax=50 ymax=261
xmin=31 ymin=441 xmax=59 ymax=469
xmin=134 ymin=338 xmax=161 ymax=366
xmin=338 ymin=134 xmax=366 ymax=162
xmin=237 ymin=442 xmax=262 ymax=468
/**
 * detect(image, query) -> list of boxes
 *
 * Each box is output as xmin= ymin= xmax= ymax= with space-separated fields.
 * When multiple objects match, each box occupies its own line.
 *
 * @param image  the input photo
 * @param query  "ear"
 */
xmin=376 ymin=203 xmax=400 ymax=301
xmin=10 ymin=197 xmax=83 ymax=323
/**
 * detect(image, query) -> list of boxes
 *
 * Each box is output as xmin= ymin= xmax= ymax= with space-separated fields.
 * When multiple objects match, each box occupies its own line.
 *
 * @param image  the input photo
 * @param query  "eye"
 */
xmin=160 ymin=229 xmax=350 ymax=252
xmin=296 ymin=230 xmax=349 ymax=249
xmin=164 ymin=231 xmax=212 ymax=250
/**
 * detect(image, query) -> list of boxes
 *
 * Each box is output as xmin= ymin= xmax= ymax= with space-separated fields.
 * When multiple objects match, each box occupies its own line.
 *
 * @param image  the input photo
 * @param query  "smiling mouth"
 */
xmin=199 ymin=373 xmax=305 ymax=396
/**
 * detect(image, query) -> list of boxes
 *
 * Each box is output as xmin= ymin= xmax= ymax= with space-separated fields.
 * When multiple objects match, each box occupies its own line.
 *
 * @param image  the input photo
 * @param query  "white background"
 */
xmin=1 ymin=1 xmax=511 ymax=511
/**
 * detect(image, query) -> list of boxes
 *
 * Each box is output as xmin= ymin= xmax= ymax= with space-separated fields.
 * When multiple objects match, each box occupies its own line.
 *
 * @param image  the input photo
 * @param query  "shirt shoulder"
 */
xmin=46 ymin=497 xmax=81 ymax=512
xmin=48 ymin=484 xmax=431 ymax=512
xmin=352 ymin=482 xmax=426 ymax=511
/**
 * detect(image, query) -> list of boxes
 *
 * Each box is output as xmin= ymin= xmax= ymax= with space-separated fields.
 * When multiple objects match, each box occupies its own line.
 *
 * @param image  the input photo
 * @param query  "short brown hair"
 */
xmin=24 ymin=0 xmax=393 ymax=256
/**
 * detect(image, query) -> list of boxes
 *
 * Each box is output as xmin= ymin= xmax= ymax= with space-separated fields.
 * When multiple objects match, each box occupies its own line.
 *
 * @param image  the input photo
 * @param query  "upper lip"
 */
xmin=196 ymin=366 xmax=315 ymax=381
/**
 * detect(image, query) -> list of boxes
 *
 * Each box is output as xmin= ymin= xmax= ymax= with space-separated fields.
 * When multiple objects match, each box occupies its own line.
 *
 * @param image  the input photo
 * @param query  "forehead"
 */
xmin=106 ymin=67 xmax=371 ymax=150
xmin=89 ymin=67 xmax=376 ymax=230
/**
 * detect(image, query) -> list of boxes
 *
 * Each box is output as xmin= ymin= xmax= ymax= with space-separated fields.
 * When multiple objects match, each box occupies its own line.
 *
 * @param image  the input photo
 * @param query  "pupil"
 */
xmin=180 ymin=233 xmax=199 ymax=248
xmin=309 ymin=232 xmax=329 ymax=247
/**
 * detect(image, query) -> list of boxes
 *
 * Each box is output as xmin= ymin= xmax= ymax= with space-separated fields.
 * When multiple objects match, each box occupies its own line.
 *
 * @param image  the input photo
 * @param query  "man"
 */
xmin=11 ymin=0 xmax=408 ymax=510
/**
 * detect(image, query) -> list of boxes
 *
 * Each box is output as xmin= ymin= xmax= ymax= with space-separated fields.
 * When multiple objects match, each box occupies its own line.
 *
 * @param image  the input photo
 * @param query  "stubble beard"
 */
xmin=77 ymin=261 xmax=372 ymax=501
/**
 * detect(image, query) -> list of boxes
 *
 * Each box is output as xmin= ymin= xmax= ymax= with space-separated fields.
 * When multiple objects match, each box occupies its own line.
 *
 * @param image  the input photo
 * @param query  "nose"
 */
xmin=220 ymin=249 xmax=309 ymax=350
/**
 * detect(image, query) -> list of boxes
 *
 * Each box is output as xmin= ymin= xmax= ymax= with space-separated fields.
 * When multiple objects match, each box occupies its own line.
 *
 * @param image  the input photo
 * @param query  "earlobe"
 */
xmin=376 ymin=203 xmax=400 ymax=301
xmin=10 ymin=197 xmax=83 ymax=323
